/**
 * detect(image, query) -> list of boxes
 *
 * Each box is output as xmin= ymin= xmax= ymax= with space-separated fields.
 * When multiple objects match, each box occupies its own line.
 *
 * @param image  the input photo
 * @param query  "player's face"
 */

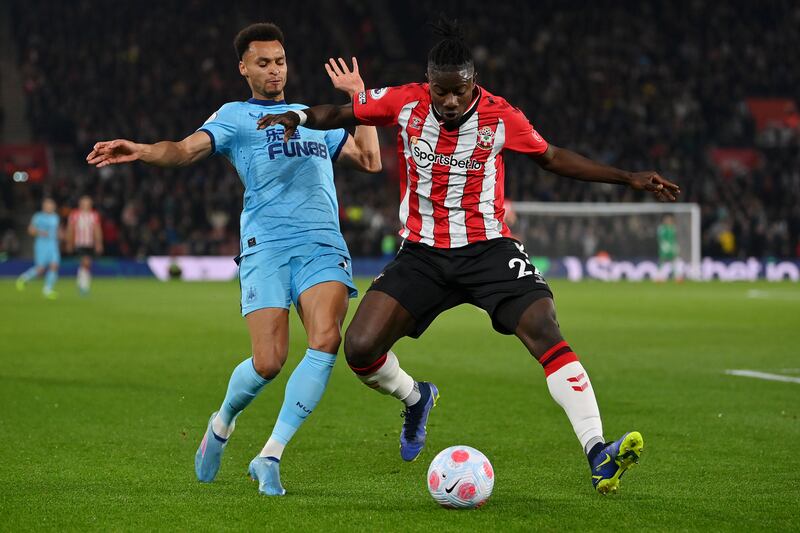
xmin=42 ymin=199 xmax=55 ymax=213
xmin=427 ymin=69 xmax=476 ymax=126
xmin=240 ymin=40 xmax=287 ymax=100
xmin=79 ymin=197 xmax=92 ymax=211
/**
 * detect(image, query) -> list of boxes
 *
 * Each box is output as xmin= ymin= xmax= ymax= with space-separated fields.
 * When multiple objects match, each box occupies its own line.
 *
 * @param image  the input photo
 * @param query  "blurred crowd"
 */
xmin=8 ymin=0 xmax=800 ymax=259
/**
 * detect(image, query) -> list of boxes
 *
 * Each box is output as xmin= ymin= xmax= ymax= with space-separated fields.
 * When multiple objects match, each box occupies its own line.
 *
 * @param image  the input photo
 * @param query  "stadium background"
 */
xmin=1 ymin=0 xmax=799 ymax=267
xmin=2 ymin=2 xmax=800 ymax=531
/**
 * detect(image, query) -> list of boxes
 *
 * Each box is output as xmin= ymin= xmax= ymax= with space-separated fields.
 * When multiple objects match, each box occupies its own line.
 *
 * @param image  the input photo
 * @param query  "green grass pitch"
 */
xmin=1 ymin=278 xmax=799 ymax=531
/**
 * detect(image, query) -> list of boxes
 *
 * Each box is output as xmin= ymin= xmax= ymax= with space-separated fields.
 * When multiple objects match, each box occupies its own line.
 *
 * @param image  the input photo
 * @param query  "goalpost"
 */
xmin=510 ymin=202 xmax=702 ymax=278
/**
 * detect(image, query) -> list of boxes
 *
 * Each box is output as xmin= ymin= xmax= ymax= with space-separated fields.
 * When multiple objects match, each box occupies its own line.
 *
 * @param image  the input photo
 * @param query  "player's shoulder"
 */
xmin=478 ymin=87 xmax=523 ymax=116
xmin=201 ymin=101 xmax=245 ymax=126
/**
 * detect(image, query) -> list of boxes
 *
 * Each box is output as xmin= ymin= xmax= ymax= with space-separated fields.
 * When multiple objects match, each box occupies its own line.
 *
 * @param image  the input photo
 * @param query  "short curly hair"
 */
xmin=234 ymin=23 xmax=285 ymax=60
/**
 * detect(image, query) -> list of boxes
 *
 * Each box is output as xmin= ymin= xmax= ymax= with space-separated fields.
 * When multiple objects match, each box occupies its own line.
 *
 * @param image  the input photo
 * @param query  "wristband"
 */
xmin=293 ymin=109 xmax=308 ymax=126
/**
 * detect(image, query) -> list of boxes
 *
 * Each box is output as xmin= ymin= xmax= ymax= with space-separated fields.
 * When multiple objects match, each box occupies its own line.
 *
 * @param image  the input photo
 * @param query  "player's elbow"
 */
xmin=364 ymin=155 xmax=382 ymax=174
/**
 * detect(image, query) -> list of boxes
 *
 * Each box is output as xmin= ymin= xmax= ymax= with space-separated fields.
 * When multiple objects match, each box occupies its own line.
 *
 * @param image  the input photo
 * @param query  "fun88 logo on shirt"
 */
xmin=265 ymin=128 xmax=328 ymax=160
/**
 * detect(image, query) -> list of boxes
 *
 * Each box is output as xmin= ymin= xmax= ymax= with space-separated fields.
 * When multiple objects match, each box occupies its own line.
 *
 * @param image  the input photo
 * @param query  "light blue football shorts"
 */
xmin=34 ymin=241 xmax=60 ymax=267
xmin=238 ymin=242 xmax=358 ymax=316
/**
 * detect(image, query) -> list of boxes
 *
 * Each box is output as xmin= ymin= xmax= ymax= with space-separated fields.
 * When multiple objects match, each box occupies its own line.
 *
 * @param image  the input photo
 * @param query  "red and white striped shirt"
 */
xmin=69 ymin=209 xmax=100 ymax=247
xmin=354 ymin=83 xmax=549 ymax=248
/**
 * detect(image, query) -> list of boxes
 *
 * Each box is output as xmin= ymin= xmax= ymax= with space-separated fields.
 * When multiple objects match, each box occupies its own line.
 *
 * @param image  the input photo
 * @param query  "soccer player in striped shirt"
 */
xmin=259 ymin=18 xmax=680 ymax=494
xmin=16 ymin=198 xmax=61 ymax=298
xmin=66 ymin=196 xmax=103 ymax=295
xmin=87 ymin=23 xmax=381 ymax=496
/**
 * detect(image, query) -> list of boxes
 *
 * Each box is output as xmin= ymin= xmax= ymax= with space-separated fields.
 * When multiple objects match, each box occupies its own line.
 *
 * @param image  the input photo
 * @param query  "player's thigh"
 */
xmin=461 ymin=238 xmax=554 ymax=335
xmin=296 ymin=281 xmax=350 ymax=352
xmin=344 ymin=289 xmax=418 ymax=365
xmin=239 ymin=249 xmax=294 ymax=376
xmin=245 ymin=307 xmax=290 ymax=378
xmin=360 ymin=243 xmax=463 ymax=343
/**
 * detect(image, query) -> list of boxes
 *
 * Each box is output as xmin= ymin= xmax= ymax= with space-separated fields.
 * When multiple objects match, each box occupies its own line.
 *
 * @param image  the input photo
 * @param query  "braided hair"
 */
xmin=427 ymin=16 xmax=474 ymax=75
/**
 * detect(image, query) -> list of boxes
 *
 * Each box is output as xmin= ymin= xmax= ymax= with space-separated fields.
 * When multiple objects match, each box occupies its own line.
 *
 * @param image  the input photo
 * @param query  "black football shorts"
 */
xmin=369 ymin=238 xmax=553 ymax=337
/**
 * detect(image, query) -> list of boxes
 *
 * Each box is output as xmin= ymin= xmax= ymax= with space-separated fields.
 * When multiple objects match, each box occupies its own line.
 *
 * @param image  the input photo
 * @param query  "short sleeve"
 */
xmin=353 ymin=85 xmax=422 ymax=127
xmin=197 ymin=103 xmax=238 ymax=156
xmin=31 ymin=213 xmax=41 ymax=228
xmin=501 ymin=105 xmax=549 ymax=156
xmin=324 ymin=129 xmax=348 ymax=163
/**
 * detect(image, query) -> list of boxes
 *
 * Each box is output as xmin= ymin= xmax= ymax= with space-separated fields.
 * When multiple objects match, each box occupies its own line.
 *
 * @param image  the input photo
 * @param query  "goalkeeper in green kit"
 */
xmin=657 ymin=215 xmax=681 ymax=280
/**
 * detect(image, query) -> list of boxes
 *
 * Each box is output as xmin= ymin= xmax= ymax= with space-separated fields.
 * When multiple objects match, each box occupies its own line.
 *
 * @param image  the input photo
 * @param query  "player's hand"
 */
xmin=627 ymin=171 xmax=680 ymax=202
xmin=257 ymin=113 xmax=300 ymax=143
xmin=86 ymin=139 xmax=142 ymax=168
xmin=95 ymin=244 xmax=103 ymax=255
xmin=326 ymin=57 xmax=364 ymax=98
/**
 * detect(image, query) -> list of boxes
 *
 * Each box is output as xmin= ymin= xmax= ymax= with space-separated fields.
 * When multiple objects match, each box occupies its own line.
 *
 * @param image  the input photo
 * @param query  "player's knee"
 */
xmin=307 ymin=325 xmax=342 ymax=354
xmin=343 ymin=327 xmax=381 ymax=369
xmin=251 ymin=347 xmax=287 ymax=379
xmin=531 ymin=311 xmax=561 ymax=346
xmin=518 ymin=301 xmax=562 ymax=349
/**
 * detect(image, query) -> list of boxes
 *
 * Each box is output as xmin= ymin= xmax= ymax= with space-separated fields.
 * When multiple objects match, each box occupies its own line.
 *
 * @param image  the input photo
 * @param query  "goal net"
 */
xmin=510 ymin=202 xmax=701 ymax=278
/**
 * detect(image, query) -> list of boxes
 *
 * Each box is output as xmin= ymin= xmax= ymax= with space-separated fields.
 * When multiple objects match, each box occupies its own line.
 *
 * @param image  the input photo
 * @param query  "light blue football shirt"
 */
xmin=31 ymin=212 xmax=59 ymax=246
xmin=198 ymin=98 xmax=349 ymax=259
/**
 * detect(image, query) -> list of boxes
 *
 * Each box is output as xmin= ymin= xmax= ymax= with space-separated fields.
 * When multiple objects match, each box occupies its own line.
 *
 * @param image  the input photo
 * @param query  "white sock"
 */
xmin=545 ymin=360 xmax=604 ymax=452
xmin=77 ymin=267 xmax=91 ymax=291
xmin=211 ymin=413 xmax=235 ymax=439
xmin=403 ymin=381 xmax=421 ymax=406
xmin=352 ymin=350 xmax=417 ymax=404
xmin=259 ymin=437 xmax=286 ymax=461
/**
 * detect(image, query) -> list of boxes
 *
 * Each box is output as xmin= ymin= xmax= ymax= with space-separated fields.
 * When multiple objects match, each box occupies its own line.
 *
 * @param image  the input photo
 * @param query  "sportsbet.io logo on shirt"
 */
xmin=410 ymin=136 xmax=483 ymax=170
xmin=264 ymin=128 xmax=329 ymax=160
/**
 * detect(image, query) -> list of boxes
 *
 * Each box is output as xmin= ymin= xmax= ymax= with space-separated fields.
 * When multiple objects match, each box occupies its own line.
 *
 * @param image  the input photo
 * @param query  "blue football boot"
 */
xmin=194 ymin=412 xmax=228 ymax=482
xmin=248 ymin=456 xmax=286 ymax=496
xmin=399 ymin=382 xmax=439 ymax=462
xmin=589 ymin=431 xmax=644 ymax=494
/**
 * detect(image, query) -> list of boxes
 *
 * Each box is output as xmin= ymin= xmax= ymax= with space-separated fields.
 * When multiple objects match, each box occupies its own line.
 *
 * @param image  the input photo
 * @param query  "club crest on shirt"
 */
xmin=410 ymin=116 xmax=423 ymax=130
xmin=476 ymin=126 xmax=495 ymax=150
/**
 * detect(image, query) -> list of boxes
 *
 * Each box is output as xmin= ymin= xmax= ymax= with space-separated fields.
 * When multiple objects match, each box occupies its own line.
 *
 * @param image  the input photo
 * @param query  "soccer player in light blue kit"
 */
xmin=16 ymin=198 xmax=61 ymax=299
xmin=86 ymin=23 xmax=381 ymax=495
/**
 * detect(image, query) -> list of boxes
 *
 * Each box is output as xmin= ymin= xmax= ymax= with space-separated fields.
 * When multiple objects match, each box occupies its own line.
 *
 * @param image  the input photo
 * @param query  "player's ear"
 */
xmin=239 ymin=61 xmax=247 ymax=78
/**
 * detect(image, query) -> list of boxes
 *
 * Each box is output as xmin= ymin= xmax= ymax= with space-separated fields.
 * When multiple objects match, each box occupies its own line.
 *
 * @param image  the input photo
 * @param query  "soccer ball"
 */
xmin=427 ymin=445 xmax=494 ymax=509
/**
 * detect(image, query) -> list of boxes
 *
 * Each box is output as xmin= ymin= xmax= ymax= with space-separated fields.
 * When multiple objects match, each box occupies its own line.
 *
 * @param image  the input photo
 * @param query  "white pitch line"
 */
xmin=725 ymin=369 xmax=800 ymax=384
xmin=746 ymin=289 xmax=800 ymax=300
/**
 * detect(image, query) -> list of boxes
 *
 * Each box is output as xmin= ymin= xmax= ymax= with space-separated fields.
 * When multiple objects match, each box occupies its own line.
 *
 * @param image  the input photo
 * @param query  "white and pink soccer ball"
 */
xmin=427 ymin=445 xmax=494 ymax=509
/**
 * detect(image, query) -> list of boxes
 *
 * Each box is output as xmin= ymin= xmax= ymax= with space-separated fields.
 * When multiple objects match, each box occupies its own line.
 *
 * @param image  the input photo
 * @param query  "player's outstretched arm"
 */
xmin=257 ymin=104 xmax=358 ymax=143
xmin=533 ymin=145 xmax=681 ymax=202
xmin=86 ymin=131 xmax=212 ymax=169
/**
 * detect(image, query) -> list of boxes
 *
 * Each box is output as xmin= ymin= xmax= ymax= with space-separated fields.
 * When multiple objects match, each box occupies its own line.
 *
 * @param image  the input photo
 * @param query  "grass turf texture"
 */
xmin=1 ymin=279 xmax=799 ymax=531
